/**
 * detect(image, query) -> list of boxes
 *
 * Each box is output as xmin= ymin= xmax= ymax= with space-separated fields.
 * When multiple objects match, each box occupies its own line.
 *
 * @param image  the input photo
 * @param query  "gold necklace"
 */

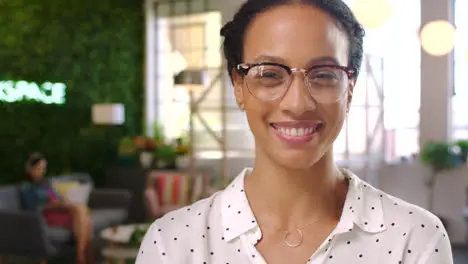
xmin=282 ymin=216 xmax=324 ymax=247
xmin=276 ymin=176 xmax=343 ymax=248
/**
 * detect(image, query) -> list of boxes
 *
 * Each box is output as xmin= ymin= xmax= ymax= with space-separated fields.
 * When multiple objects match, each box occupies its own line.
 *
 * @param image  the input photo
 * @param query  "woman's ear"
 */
xmin=346 ymin=80 xmax=356 ymax=112
xmin=231 ymin=68 xmax=245 ymax=110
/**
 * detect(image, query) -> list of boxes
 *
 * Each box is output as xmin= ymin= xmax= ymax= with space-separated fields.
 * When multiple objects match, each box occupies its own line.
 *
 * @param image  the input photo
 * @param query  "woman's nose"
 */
xmin=279 ymin=74 xmax=317 ymax=116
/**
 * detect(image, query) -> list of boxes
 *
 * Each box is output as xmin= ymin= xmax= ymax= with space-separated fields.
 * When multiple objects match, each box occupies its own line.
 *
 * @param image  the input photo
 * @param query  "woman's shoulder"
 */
xmin=19 ymin=180 xmax=49 ymax=190
xmin=19 ymin=181 xmax=34 ymax=191
xmin=141 ymin=191 xmax=224 ymax=259
xmin=347 ymin=170 xmax=445 ymax=241
xmin=379 ymin=189 xmax=444 ymax=229
xmin=153 ymin=190 xmax=223 ymax=232
xmin=137 ymin=187 xmax=247 ymax=263
xmin=361 ymin=179 xmax=446 ymax=242
xmin=151 ymin=169 xmax=248 ymax=234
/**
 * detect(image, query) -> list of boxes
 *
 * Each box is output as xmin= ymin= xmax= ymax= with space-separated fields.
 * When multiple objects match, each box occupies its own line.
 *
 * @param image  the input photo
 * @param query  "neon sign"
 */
xmin=0 ymin=80 xmax=66 ymax=104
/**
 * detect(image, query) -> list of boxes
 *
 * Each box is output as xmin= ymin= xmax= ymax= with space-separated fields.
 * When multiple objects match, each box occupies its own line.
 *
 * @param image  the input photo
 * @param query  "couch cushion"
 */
xmin=53 ymin=181 xmax=80 ymax=198
xmin=0 ymin=187 xmax=21 ymax=211
xmin=150 ymin=171 xmax=205 ymax=206
xmin=53 ymin=181 xmax=92 ymax=205
xmin=91 ymin=209 xmax=127 ymax=232
xmin=51 ymin=173 xmax=94 ymax=186
xmin=46 ymin=227 xmax=73 ymax=245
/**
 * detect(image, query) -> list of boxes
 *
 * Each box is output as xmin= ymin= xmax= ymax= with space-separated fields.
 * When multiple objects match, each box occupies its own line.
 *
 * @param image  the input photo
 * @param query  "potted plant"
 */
xmin=175 ymin=136 xmax=190 ymax=169
xmin=420 ymin=141 xmax=464 ymax=213
xmin=153 ymin=143 xmax=178 ymax=169
xmin=129 ymin=224 xmax=151 ymax=248
xmin=134 ymin=136 xmax=159 ymax=168
xmin=455 ymin=139 xmax=468 ymax=163
xmin=117 ymin=136 xmax=137 ymax=166
xmin=153 ymin=122 xmax=165 ymax=145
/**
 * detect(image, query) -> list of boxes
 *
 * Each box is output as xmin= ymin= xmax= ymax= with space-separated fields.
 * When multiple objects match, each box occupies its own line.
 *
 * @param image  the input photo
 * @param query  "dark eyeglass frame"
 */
xmin=235 ymin=62 xmax=356 ymax=102
xmin=235 ymin=62 xmax=356 ymax=79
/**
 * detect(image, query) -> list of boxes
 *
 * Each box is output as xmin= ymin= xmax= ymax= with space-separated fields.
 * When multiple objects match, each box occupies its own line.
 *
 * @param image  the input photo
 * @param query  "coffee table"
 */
xmin=100 ymin=224 xmax=149 ymax=264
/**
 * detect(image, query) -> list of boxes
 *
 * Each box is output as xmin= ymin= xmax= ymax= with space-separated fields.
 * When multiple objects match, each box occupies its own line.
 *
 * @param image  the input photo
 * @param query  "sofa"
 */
xmin=0 ymin=173 xmax=132 ymax=261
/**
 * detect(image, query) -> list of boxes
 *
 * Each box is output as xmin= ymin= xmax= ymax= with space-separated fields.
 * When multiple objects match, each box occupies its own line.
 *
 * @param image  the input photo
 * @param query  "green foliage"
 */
xmin=420 ymin=141 xmax=464 ymax=173
xmin=118 ymin=137 xmax=136 ymax=155
xmin=0 ymin=0 xmax=143 ymax=185
xmin=129 ymin=224 xmax=151 ymax=247
xmin=152 ymin=122 xmax=166 ymax=143
xmin=455 ymin=140 xmax=468 ymax=162
xmin=0 ymin=103 xmax=125 ymax=185
xmin=154 ymin=144 xmax=178 ymax=161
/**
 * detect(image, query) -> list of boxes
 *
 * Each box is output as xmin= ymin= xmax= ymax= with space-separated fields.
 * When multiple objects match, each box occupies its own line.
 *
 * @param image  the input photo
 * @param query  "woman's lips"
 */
xmin=270 ymin=121 xmax=324 ymax=144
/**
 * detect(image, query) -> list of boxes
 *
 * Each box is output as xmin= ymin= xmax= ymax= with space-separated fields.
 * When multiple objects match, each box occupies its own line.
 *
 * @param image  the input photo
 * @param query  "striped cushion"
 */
xmin=155 ymin=173 xmax=190 ymax=206
xmin=152 ymin=171 xmax=205 ymax=206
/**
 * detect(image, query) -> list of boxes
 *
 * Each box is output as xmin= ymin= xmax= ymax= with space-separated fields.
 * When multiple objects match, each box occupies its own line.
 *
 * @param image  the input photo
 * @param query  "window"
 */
xmin=334 ymin=55 xmax=385 ymax=165
xmin=145 ymin=0 xmax=254 ymax=160
xmin=155 ymin=11 xmax=230 ymax=154
xmin=337 ymin=0 xmax=421 ymax=165
xmin=145 ymin=0 xmax=421 ymax=165
xmin=155 ymin=12 xmax=222 ymax=138
xmin=452 ymin=0 xmax=468 ymax=140
xmin=380 ymin=0 xmax=421 ymax=160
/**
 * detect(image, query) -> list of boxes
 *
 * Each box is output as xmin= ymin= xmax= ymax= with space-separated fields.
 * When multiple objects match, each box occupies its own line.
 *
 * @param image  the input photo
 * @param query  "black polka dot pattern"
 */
xmin=134 ymin=168 xmax=452 ymax=264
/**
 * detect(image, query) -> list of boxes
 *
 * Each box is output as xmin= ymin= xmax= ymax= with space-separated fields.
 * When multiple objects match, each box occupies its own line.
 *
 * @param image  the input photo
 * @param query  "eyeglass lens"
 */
xmin=244 ymin=64 xmax=348 ymax=103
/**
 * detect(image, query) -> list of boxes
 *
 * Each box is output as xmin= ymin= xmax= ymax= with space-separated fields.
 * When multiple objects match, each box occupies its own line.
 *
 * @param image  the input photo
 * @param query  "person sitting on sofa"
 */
xmin=19 ymin=152 xmax=95 ymax=264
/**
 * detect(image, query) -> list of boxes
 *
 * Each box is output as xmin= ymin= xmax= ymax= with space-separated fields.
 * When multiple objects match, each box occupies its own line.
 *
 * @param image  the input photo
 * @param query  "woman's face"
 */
xmin=233 ymin=4 xmax=355 ymax=169
xmin=29 ymin=160 xmax=47 ymax=181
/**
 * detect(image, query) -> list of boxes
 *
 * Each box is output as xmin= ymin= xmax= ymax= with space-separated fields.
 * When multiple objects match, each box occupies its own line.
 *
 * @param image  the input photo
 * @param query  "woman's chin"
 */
xmin=270 ymin=149 xmax=323 ymax=170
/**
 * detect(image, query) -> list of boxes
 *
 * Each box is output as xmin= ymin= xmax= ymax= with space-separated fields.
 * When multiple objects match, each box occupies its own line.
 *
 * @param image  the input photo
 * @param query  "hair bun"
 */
xmin=220 ymin=21 xmax=233 ymax=37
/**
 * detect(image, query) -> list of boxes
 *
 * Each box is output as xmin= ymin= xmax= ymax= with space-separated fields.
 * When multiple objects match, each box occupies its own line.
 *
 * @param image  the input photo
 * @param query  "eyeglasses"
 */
xmin=236 ymin=62 xmax=355 ymax=103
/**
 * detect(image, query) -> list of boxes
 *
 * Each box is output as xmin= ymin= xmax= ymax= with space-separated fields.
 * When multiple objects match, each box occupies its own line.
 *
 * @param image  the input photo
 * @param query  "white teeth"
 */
xmin=275 ymin=126 xmax=318 ymax=137
xmin=291 ymin=128 xmax=297 ymax=136
xmin=298 ymin=128 xmax=304 ymax=136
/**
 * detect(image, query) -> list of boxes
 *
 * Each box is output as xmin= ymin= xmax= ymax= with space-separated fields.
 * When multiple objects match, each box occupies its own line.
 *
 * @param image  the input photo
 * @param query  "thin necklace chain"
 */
xmin=260 ymin=172 xmax=346 ymax=248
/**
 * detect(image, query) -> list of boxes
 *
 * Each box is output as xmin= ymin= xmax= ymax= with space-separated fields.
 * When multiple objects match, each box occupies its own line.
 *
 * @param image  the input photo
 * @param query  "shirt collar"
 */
xmin=221 ymin=168 xmax=258 ymax=242
xmin=221 ymin=168 xmax=386 ymax=242
xmin=335 ymin=169 xmax=387 ymax=234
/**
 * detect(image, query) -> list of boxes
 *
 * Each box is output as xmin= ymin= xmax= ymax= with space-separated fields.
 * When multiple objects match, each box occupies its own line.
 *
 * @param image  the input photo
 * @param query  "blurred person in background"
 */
xmin=20 ymin=152 xmax=94 ymax=264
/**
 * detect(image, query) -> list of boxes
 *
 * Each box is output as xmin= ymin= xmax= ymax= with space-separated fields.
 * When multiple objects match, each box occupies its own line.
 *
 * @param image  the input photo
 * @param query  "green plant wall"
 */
xmin=0 ymin=0 xmax=144 ymax=185
xmin=0 ymin=103 xmax=124 ymax=185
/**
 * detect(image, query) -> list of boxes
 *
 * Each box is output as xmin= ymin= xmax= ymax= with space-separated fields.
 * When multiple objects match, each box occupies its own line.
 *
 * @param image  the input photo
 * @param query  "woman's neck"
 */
xmin=245 ymin=150 xmax=347 ymax=230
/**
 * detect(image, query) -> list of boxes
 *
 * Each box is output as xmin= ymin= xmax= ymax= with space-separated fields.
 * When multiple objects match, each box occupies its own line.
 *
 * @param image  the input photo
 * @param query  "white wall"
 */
xmin=419 ymin=0 xmax=453 ymax=145
xmin=209 ymin=0 xmax=243 ymax=24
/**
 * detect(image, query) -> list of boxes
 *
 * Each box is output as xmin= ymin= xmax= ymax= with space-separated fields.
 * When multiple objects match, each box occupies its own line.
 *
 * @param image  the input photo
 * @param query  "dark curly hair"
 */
xmin=24 ymin=152 xmax=46 ymax=181
xmin=220 ymin=0 xmax=365 ymax=82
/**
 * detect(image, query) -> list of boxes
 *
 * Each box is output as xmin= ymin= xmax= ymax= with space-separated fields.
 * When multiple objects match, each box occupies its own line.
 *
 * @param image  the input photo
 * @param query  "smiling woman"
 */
xmin=136 ymin=1 xmax=453 ymax=263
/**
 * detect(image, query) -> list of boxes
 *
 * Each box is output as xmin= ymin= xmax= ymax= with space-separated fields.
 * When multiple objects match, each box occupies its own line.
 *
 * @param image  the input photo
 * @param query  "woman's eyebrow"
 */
xmin=307 ymin=56 xmax=340 ymax=66
xmin=252 ymin=54 xmax=286 ymax=64
xmin=251 ymin=54 xmax=340 ymax=66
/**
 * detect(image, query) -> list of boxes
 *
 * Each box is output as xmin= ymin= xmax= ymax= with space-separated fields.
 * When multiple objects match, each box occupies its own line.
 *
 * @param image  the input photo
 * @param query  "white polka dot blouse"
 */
xmin=136 ymin=168 xmax=453 ymax=264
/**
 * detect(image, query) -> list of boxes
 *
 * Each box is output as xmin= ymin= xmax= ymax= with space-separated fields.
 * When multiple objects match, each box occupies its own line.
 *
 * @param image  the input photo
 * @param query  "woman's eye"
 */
xmin=312 ymin=71 xmax=337 ymax=80
xmin=261 ymin=71 xmax=282 ymax=79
